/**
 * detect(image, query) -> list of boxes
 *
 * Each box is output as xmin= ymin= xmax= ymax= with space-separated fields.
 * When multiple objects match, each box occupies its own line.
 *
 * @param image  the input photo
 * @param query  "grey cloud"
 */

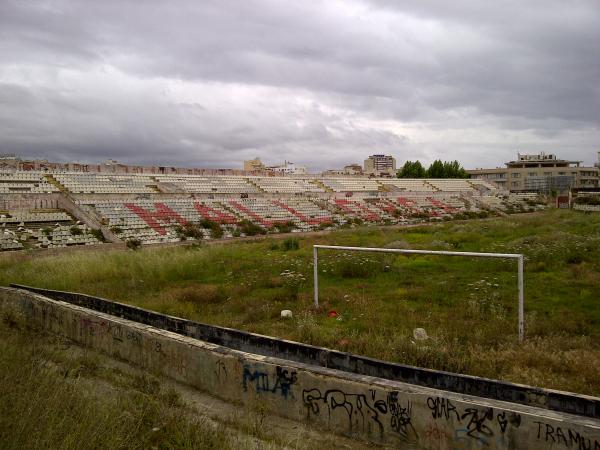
xmin=0 ymin=0 xmax=599 ymax=169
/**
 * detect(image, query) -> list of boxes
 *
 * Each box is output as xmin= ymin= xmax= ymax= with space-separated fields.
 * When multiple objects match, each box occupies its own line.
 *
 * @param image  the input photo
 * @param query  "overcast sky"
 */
xmin=1 ymin=0 xmax=599 ymax=171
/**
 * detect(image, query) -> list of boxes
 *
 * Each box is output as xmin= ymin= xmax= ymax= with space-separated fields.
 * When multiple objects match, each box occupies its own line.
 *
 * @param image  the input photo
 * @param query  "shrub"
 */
xmin=574 ymin=196 xmax=600 ymax=206
xmin=126 ymin=239 xmax=142 ymax=250
xmin=209 ymin=223 xmax=223 ymax=239
xmin=199 ymin=219 xmax=214 ymax=229
xmin=238 ymin=220 xmax=265 ymax=236
xmin=110 ymin=226 xmax=123 ymax=234
xmin=183 ymin=223 xmax=203 ymax=239
xmin=70 ymin=226 xmax=82 ymax=235
xmin=281 ymin=238 xmax=299 ymax=251
xmin=334 ymin=256 xmax=379 ymax=278
xmin=89 ymin=229 xmax=105 ymax=242
xmin=175 ymin=223 xmax=204 ymax=240
xmin=411 ymin=211 xmax=431 ymax=219
xmin=274 ymin=221 xmax=295 ymax=234
xmin=232 ymin=228 xmax=241 ymax=237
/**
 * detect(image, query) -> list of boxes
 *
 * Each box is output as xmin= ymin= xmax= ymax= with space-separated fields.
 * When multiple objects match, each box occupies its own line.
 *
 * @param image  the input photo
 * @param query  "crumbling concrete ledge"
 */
xmin=1 ymin=286 xmax=599 ymax=449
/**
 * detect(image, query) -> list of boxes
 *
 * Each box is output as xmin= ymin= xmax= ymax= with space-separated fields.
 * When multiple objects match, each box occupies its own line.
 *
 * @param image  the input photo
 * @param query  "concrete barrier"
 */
xmin=1 ymin=286 xmax=599 ymax=449
xmin=574 ymin=204 xmax=600 ymax=212
xmin=12 ymin=284 xmax=599 ymax=420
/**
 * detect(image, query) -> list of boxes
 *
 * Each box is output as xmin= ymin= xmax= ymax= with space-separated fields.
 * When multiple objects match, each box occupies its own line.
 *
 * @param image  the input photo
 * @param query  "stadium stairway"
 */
xmin=44 ymin=174 xmax=68 ymax=193
xmin=423 ymin=180 xmax=441 ymax=192
xmin=378 ymin=182 xmax=393 ymax=192
xmin=471 ymin=196 xmax=509 ymax=217
xmin=55 ymin=194 xmax=120 ymax=243
xmin=153 ymin=181 xmax=186 ymax=194
xmin=245 ymin=178 xmax=267 ymax=193
xmin=312 ymin=179 xmax=334 ymax=193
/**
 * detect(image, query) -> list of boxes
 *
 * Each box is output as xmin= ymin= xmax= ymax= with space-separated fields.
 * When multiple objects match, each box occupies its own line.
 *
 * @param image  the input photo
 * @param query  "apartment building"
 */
xmin=468 ymin=153 xmax=599 ymax=192
xmin=364 ymin=154 xmax=396 ymax=177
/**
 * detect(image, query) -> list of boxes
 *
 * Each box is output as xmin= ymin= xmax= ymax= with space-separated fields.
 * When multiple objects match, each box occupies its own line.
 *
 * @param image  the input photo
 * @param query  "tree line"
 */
xmin=397 ymin=160 xmax=469 ymax=178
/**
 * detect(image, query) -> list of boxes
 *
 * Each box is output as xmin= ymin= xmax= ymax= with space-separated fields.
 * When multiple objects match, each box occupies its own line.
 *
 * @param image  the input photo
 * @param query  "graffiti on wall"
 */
xmin=243 ymin=365 xmax=298 ymax=399
xmin=426 ymin=395 xmax=521 ymax=449
xmin=302 ymin=388 xmax=418 ymax=443
xmin=20 ymin=299 xmax=600 ymax=450
xmin=534 ymin=422 xmax=599 ymax=450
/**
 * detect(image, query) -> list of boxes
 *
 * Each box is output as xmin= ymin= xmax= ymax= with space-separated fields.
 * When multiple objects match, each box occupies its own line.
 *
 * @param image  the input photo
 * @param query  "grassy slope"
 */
xmin=1 ymin=209 xmax=599 ymax=395
xmin=0 ymin=314 xmax=278 ymax=450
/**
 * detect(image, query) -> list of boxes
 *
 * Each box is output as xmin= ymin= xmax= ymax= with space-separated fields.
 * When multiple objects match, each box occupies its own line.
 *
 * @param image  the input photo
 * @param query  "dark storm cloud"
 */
xmin=0 ymin=0 xmax=599 ymax=169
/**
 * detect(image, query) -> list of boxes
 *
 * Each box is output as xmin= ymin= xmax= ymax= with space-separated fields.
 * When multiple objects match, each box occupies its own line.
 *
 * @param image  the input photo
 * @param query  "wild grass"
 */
xmin=1 ymin=209 xmax=599 ymax=395
xmin=0 ymin=312 xmax=280 ymax=450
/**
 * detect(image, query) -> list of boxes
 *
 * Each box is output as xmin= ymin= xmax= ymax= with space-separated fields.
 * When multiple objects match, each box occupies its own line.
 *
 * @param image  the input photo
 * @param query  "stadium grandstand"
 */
xmin=0 ymin=170 xmax=546 ymax=250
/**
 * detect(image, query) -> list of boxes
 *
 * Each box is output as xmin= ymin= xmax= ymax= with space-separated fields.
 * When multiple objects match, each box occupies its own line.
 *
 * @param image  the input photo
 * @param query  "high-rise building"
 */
xmin=364 ymin=154 xmax=396 ymax=177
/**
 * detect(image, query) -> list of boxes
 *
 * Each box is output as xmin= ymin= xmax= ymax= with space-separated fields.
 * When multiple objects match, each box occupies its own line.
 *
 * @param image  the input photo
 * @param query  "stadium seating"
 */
xmin=153 ymin=175 xmax=259 ymax=194
xmin=271 ymin=199 xmax=333 ymax=226
xmin=0 ymin=169 xmax=547 ymax=251
xmin=469 ymin=179 xmax=498 ymax=191
xmin=333 ymin=199 xmax=385 ymax=222
xmin=379 ymin=179 xmax=437 ymax=192
xmin=0 ymin=171 xmax=59 ymax=193
xmin=426 ymin=179 xmax=474 ymax=192
xmin=320 ymin=178 xmax=381 ymax=192
xmin=227 ymin=198 xmax=333 ymax=230
xmin=84 ymin=200 xmax=194 ymax=244
xmin=35 ymin=224 xmax=101 ymax=248
xmin=78 ymin=198 xmax=336 ymax=244
xmin=0 ymin=234 xmax=24 ymax=251
xmin=250 ymin=177 xmax=324 ymax=194
xmin=0 ymin=209 xmax=101 ymax=250
xmin=54 ymin=173 xmax=156 ymax=194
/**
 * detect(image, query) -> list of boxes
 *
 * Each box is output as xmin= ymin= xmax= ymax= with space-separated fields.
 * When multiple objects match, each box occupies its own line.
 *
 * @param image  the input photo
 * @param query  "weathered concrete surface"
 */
xmin=13 ymin=284 xmax=599 ymax=420
xmin=56 ymin=194 xmax=121 ymax=243
xmin=1 ymin=287 xmax=599 ymax=449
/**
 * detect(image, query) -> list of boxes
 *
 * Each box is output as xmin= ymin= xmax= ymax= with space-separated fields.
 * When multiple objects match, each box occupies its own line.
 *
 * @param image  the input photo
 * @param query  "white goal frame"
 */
xmin=313 ymin=245 xmax=525 ymax=342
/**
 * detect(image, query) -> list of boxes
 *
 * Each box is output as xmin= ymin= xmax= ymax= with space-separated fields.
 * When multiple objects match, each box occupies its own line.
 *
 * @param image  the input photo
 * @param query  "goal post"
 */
xmin=313 ymin=245 xmax=525 ymax=342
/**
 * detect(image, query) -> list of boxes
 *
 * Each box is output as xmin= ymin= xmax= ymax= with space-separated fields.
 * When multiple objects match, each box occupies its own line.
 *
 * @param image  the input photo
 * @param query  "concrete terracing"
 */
xmin=1 ymin=285 xmax=599 ymax=449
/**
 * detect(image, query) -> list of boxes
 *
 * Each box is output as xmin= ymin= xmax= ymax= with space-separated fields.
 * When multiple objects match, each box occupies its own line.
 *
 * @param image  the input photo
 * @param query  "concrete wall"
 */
xmin=0 ymin=193 xmax=61 ymax=210
xmin=574 ymin=204 xmax=600 ymax=212
xmin=14 ymin=284 xmax=598 ymax=420
xmin=1 ymin=287 xmax=598 ymax=449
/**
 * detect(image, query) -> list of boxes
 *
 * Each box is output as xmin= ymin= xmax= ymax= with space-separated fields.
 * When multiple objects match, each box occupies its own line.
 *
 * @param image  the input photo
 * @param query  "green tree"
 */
xmin=397 ymin=160 xmax=426 ymax=178
xmin=441 ymin=160 xmax=469 ymax=178
xmin=426 ymin=159 xmax=469 ymax=178
xmin=398 ymin=159 xmax=469 ymax=178
xmin=426 ymin=159 xmax=445 ymax=178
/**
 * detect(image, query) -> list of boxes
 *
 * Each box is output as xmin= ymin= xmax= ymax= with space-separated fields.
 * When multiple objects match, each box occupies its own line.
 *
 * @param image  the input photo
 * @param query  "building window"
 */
xmin=528 ymin=172 xmax=537 ymax=177
xmin=511 ymin=173 xmax=520 ymax=178
xmin=544 ymin=172 xmax=552 ymax=176
xmin=512 ymin=182 xmax=519 ymax=188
